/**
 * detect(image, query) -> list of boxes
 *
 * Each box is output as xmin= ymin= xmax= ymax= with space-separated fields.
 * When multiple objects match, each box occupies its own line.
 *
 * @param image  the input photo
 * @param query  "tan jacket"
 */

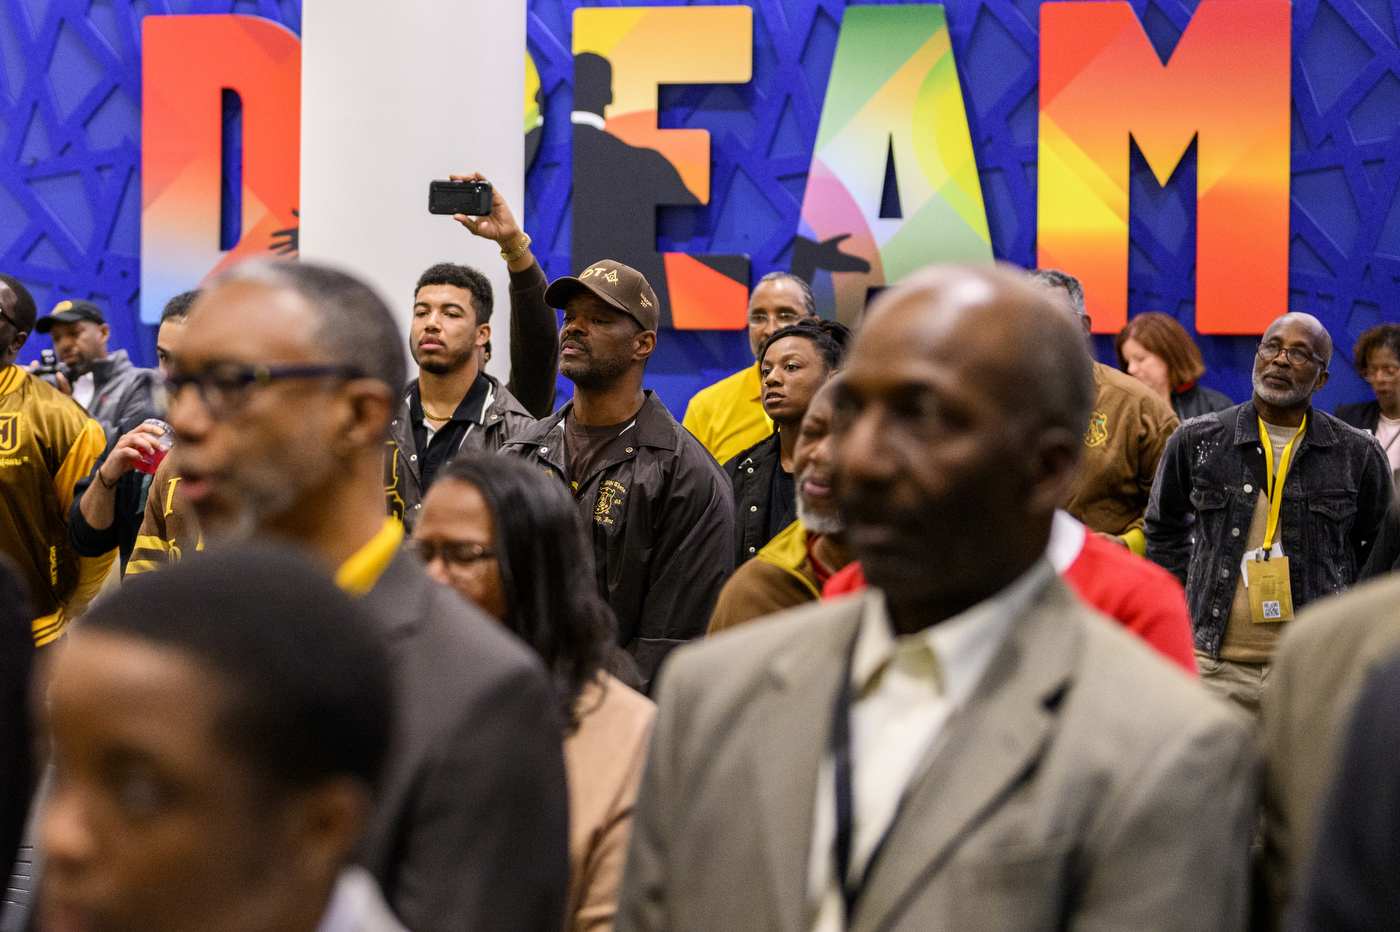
xmin=1258 ymin=574 xmax=1400 ymax=929
xmin=565 ymin=674 xmax=657 ymax=932
xmin=1065 ymin=363 xmax=1178 ymax=537
xmin=126 ymin=450 xmax=201 ymax=574
xmin=708 ymin=520 xmax=821 ymax=635
xmin=618 ymin=578 xmax=1257 ymax=932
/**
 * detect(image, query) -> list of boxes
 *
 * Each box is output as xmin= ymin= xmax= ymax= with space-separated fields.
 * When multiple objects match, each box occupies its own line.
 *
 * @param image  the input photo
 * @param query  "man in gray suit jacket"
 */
xmin=616 ymin=265 xmax=1258 ymax=932
xmin=157 ymin=260 xmax=570 ymax=932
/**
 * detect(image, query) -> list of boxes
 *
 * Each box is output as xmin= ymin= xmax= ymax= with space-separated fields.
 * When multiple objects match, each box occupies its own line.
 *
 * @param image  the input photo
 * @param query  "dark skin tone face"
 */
xmin=558 ymin=293 xmax=655 ymax=425
xmin=411 ymin=285 xmax=487 ymax=379
xmin=0 ymin=282 xmax=28 ymax=368
xmin=1366 ymin=344 xmax=1400 ymax=418
xmin=747 ymin=278 xmax=813 ymax=359
xmin=38 ymin=631 xmax=366 ymax=932
xmin=832 ymin=269 xmax=1082 ymax=634
xmin=49 ymin=320 xmax=110 ymax=377
xmin=1251 ymin=312 xmax=1330 ymax=429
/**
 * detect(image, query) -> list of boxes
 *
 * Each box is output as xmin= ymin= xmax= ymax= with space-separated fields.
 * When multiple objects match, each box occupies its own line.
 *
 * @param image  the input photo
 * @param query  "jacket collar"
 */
xmin=1230 ymin=399 xmax=1336 ymax=449
xmin=88 ymin=350 xmax=131 ymax=387
xmin=519 ymin=390 xmax=677 ymax=455
xmin=734 ymin=431 xmax=782 ymax=470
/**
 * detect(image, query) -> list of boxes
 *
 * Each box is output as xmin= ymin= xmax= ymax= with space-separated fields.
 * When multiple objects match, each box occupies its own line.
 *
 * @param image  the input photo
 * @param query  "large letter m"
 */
xmin=1038 ymin=1 xmax=1290 ymax=334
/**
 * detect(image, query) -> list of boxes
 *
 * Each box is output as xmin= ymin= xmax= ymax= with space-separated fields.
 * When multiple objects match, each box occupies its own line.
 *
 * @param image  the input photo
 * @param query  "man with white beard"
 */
xmin=707 ymin=379 xmax=852 ymax=633
xmin=1147 ymin=312 xmax=1393 ymax=716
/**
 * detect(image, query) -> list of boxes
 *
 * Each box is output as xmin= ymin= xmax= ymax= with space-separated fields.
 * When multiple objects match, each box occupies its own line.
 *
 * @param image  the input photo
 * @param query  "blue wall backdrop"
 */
xmin=1 ymin=0 xmax=1396 ymax=420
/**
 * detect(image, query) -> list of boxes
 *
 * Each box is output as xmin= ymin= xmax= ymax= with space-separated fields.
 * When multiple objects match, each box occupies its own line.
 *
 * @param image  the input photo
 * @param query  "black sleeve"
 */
xmin=1144 ymin=425 xmax=1196 ymax=585
xmin=1287 ymin=650 xmax=1400 ymax=932
xmin=385 ymin=662 xmax=570 ymax=932
xmin=1360 ymin=499 xmax=1400 ymax=580
xmin=0 ymin=555 xmax=33 ymax=879
xmin=506 ymin=259 xmax=560 ymax=420
xmin=67 ymin=427 xmax=144 ymax=565
xmin=1349 ymin=435 xmax=1394 ymax=574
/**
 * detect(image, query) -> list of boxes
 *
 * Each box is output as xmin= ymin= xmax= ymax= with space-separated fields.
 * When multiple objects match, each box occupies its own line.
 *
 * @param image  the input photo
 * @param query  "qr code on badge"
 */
xmin=1262 ymin=600 xmax=1282 ymax=620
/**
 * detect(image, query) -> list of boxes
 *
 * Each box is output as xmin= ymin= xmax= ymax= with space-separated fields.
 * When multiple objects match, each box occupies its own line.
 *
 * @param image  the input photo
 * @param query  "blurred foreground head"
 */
xmin=831 ymin=264 xmax=1094 ymax=625
xmin=38 ymin=546 xmax=392 ymax=932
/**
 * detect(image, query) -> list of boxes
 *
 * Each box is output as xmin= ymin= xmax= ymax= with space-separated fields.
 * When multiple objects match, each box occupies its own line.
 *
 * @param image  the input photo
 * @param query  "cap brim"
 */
xmin=544 ymin=276 xmax=634 ymax=319
xmin=34 ymin=311 xmax=100 ymax=333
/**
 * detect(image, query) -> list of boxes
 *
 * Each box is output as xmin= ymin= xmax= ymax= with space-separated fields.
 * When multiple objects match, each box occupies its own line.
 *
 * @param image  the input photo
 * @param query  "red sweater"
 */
xmin=823 ymin=520 xmax=1196 ymax=675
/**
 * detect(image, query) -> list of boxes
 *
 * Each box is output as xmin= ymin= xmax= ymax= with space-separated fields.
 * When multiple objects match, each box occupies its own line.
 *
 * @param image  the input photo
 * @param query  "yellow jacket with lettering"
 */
xmin=0 ymin=365 xmax=112 ymax=644
xmin=127 ymin=449 xmax=201 ymax=575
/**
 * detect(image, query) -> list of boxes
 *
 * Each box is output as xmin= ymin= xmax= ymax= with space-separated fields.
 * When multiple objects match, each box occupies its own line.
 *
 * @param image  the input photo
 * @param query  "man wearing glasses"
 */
xmin=682 ymin=272 xmax=817 ymax=465
xmin=1146 ymin=312 xmax=1393 ymax=716
xmin=151 ymin=260 xmax=571 ymax=932
xmin=0 ymin=273 xmax=112 ymax=647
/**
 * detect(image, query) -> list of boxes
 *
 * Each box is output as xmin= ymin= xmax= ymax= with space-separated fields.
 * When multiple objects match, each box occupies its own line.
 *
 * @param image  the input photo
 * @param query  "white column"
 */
xmin=299 ymin=1 xmax=526 ymax=382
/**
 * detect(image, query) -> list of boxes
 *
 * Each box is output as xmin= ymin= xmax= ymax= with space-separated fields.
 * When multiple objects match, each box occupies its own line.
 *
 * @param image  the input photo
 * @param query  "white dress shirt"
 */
xmin=806 ymin=558 xmax=1056 ymax=932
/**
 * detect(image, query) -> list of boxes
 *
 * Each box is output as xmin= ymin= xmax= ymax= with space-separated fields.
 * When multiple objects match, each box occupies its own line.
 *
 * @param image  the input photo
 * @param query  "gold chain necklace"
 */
xmin=422 ymin=405 xmax=454 ymax=421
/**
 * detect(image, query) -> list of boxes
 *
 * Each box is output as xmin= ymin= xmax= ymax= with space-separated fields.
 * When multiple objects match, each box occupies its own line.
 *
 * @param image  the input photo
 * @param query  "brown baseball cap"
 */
xmin=545 ymin=260 xmax=659 ymax=332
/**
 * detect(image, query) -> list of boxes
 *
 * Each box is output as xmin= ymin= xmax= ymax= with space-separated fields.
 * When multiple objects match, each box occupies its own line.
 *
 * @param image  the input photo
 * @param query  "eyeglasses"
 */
xmin=165 ymin=362 xmax=366 ymax=419
xmin=1365 ymin=365 xmax=1400 ymax=382
xmin=748 ymin=308 xmax=804 ymax=327
xmin=408 ymin=538 xmax=497 ymax=574
xmin=1257 ymin=340 xmax=1326 ymax=368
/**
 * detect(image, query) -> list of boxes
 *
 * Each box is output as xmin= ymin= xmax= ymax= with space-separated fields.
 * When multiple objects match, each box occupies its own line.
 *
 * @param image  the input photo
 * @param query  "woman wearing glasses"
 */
xmin=410 ymin=455 xmax=653 ymax=932
xmin=1337 ymin=323 xmax=1400 ymax=482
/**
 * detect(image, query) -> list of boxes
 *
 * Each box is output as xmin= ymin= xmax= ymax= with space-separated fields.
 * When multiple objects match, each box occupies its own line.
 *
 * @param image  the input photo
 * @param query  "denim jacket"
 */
xmin=1145 ymin=401 xmax=1393 ymax=657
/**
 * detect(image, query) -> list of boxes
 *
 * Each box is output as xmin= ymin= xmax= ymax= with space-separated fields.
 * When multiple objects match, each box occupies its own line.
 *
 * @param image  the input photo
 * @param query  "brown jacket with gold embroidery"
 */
xmin=127 ymin=449 xmax=201 ymax=574
xmin=1064 ymin=362 xmax=1179 ymax=537
xmin=0 ymin=365 xmax=111 ymax=643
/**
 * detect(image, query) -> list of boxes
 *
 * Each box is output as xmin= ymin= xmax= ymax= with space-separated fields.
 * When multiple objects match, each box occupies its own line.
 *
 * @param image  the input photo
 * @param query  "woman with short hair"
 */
xmin=411 ymin=455 xmax=653 ymax=932
xmin=1337 ymin=322 xmax=1400 ymax=478
xmin=1115 ymin=312 xmax=1232 ymax=421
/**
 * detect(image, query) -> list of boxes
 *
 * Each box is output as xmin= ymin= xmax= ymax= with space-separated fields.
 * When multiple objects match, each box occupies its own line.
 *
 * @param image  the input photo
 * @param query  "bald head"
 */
xmin=1264 ymin=312 xmax=1332 ymax=368
xmin=834 ymin=264 xmax=1095 ymax=629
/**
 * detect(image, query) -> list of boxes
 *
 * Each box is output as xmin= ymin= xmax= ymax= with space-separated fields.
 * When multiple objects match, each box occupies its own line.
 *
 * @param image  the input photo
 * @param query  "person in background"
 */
xmin=386 ymin=174 xmax=557 ymax=529
xmin=162 ymin=259 xmax=570 ymax=932
xmin=1284 ymin=644 xmax=1400 ymax=931
xmin=69 ymin=290 xmax=198 ymax=574
xmin=1335 ymin=322 xmax=1400 ymax=480
xmin=0 ymin=274 xmax=112 ymax=647
xmin=1115 ymin=312 xmax=1233 ymax=421
xmin=1029 ymin=269 xmax=1178 ymax=555
xmin=708 ymin=378 xmax=853 ymax=633
xmin=502 ymin=260 xmax=733 ymax=691
xmin=725 ymin=319 xmax=849 ymax=566
xmin=1259 ymin=571 xmax=1400 ymax=929
xmin=1146 ymin=312 xmax=1392 ymax=717
xmin=32 ymin=299 xmax=161 ymax=436
xmin=683 ymin=272 xmax=817 ymax=465
xmin=615 ymin=265 xmax=1254 ymax=932
xmin=36 ymin=546 xmax=408 ymax=932
xmin=413 ymin=455 xmax=654 ymax=932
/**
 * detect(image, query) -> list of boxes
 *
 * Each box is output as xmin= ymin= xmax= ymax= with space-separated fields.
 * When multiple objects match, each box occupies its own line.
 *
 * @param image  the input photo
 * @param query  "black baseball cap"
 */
xmin=35 ymin=299 xmax=105 ymax=334
xmin=545 ymin=260 xmax=659 ymax=332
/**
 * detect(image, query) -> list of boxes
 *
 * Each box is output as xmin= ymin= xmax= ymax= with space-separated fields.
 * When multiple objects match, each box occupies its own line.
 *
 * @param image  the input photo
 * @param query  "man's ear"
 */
xmin=475 ymin=322 xmax=491 ymax=349
xmin=633 ymin=329 xmax=656 ymax=363
xmin=98 ymin=323 xmax=110 ymax=342
xmin=1312 ymin=369 xmax=1330 ymax=393
xmin=276 ymin=777 xmax=372 ymax=890
xmin=1028 ymin=426 xmax=1082 ymax=516
xmin=339 ymin=380 xmax=396 ymax=452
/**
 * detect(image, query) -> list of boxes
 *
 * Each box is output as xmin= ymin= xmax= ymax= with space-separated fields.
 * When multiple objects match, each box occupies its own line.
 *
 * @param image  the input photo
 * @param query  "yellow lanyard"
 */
xmin=1259 ymin=414 xmax=1306 ymax=552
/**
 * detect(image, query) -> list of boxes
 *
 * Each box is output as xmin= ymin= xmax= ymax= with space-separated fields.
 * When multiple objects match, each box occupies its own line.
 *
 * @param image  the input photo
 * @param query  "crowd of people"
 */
xmin=2 ymin=175 xmax=1400 ymax=932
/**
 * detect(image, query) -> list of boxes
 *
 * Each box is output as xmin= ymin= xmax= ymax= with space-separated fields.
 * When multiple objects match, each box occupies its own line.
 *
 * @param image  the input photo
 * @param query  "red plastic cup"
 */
xmin=135 ymin=419 xmax=174 ymax=475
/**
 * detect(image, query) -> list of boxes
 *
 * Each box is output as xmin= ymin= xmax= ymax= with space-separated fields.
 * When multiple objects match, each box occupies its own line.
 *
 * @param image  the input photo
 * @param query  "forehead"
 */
xmin=1263 ymin=317 xmax=1324 ymax=349
xmin=846 ymin=287 xmax=1008 ymax=398
xmin=414 ymin=283 xmax=476 ymax=308
xmin=762 ymin=332 xmax=819 ymax=364
xmin=417 ymin=479 xmax=494 ymax=536
xmin=50 ymin=632 xmax=231 ymax=763
xmin=180 ymin=280 xmax=321 ymax=365
xmin=750 ymin=278 xmax=806 ymax=310
xmin=49 ymin=319 xmax=101 ymax=337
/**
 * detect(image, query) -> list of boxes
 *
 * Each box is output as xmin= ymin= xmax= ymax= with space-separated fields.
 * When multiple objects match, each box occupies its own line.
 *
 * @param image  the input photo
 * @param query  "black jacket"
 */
xmin=1145 ymin=401 xmax=1393 ymax=656
xmin=387 ymin=374 xmax=534 ymax=529
xmin=358 ymin=550 xmax=570 ymax=932
xmin=724 ymin=432 xmax=793 ymax=566
xmin=1335 ymin=399 xmax=1382 ymax=433
xmin=0 ymin=555 xmax=32 ymax=882
xmin=1172 ymin=383 xmax=1234 ymax=421
xmin=501 ymin=392 xmax=734 ymax=689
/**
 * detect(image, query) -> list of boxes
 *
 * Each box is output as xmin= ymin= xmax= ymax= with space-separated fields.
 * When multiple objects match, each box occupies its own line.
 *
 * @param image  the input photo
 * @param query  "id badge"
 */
xmin=1246 ymin=556 xmax=1293 ymax=624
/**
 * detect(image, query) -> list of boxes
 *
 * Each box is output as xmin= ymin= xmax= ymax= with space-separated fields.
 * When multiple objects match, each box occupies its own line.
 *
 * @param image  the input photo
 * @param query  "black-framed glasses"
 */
xmin=407 ymin=538 xmax=497 ymax=573
xmin=165 ymin=362 xmax=366 ymax=419
xmin=1257 ymin=340 xmax=1326 ymax=368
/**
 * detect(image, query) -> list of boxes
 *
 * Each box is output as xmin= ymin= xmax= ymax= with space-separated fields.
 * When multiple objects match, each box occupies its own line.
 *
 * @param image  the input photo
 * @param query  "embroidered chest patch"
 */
xmin=1084 ymin=412 xmax=1108 ymax=448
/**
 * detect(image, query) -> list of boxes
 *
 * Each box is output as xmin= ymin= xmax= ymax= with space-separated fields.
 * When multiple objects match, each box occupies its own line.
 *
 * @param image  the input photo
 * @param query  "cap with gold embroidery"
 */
xmin=544 ymin=259 xmax=659 ymax=332
xmin=34 ymin=299 xmax=105 ymax=334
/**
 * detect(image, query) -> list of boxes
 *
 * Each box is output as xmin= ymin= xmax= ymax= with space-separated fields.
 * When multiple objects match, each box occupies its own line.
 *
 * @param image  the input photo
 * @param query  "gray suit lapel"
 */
xmin=852 ymin=581 xmax=1083 ymax=932
xmin=749 ymin=598 xmax=865 ymax=932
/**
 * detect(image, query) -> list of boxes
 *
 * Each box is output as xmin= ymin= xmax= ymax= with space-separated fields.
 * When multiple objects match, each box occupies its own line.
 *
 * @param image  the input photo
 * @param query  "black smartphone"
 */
xmin=428 ymin=180 xmax=492 ymax=217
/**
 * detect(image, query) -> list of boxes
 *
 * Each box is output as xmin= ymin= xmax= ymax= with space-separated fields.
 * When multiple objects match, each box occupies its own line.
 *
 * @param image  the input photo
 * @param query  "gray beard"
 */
xmin=797 ymin=491 xmax=843 ymax=536
xmin=1253 ymin=369 xmax=1317 ymax=408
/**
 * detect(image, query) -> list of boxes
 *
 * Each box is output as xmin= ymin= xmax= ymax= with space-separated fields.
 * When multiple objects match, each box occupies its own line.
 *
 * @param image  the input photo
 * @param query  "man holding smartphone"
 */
xmin=385 ymin=174 xmax=559 ymax=529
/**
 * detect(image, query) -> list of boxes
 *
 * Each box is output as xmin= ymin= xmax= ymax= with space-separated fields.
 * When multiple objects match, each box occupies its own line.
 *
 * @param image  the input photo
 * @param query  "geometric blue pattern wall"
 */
xmin=4 ymin=0 xmax=1398 ymax=419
